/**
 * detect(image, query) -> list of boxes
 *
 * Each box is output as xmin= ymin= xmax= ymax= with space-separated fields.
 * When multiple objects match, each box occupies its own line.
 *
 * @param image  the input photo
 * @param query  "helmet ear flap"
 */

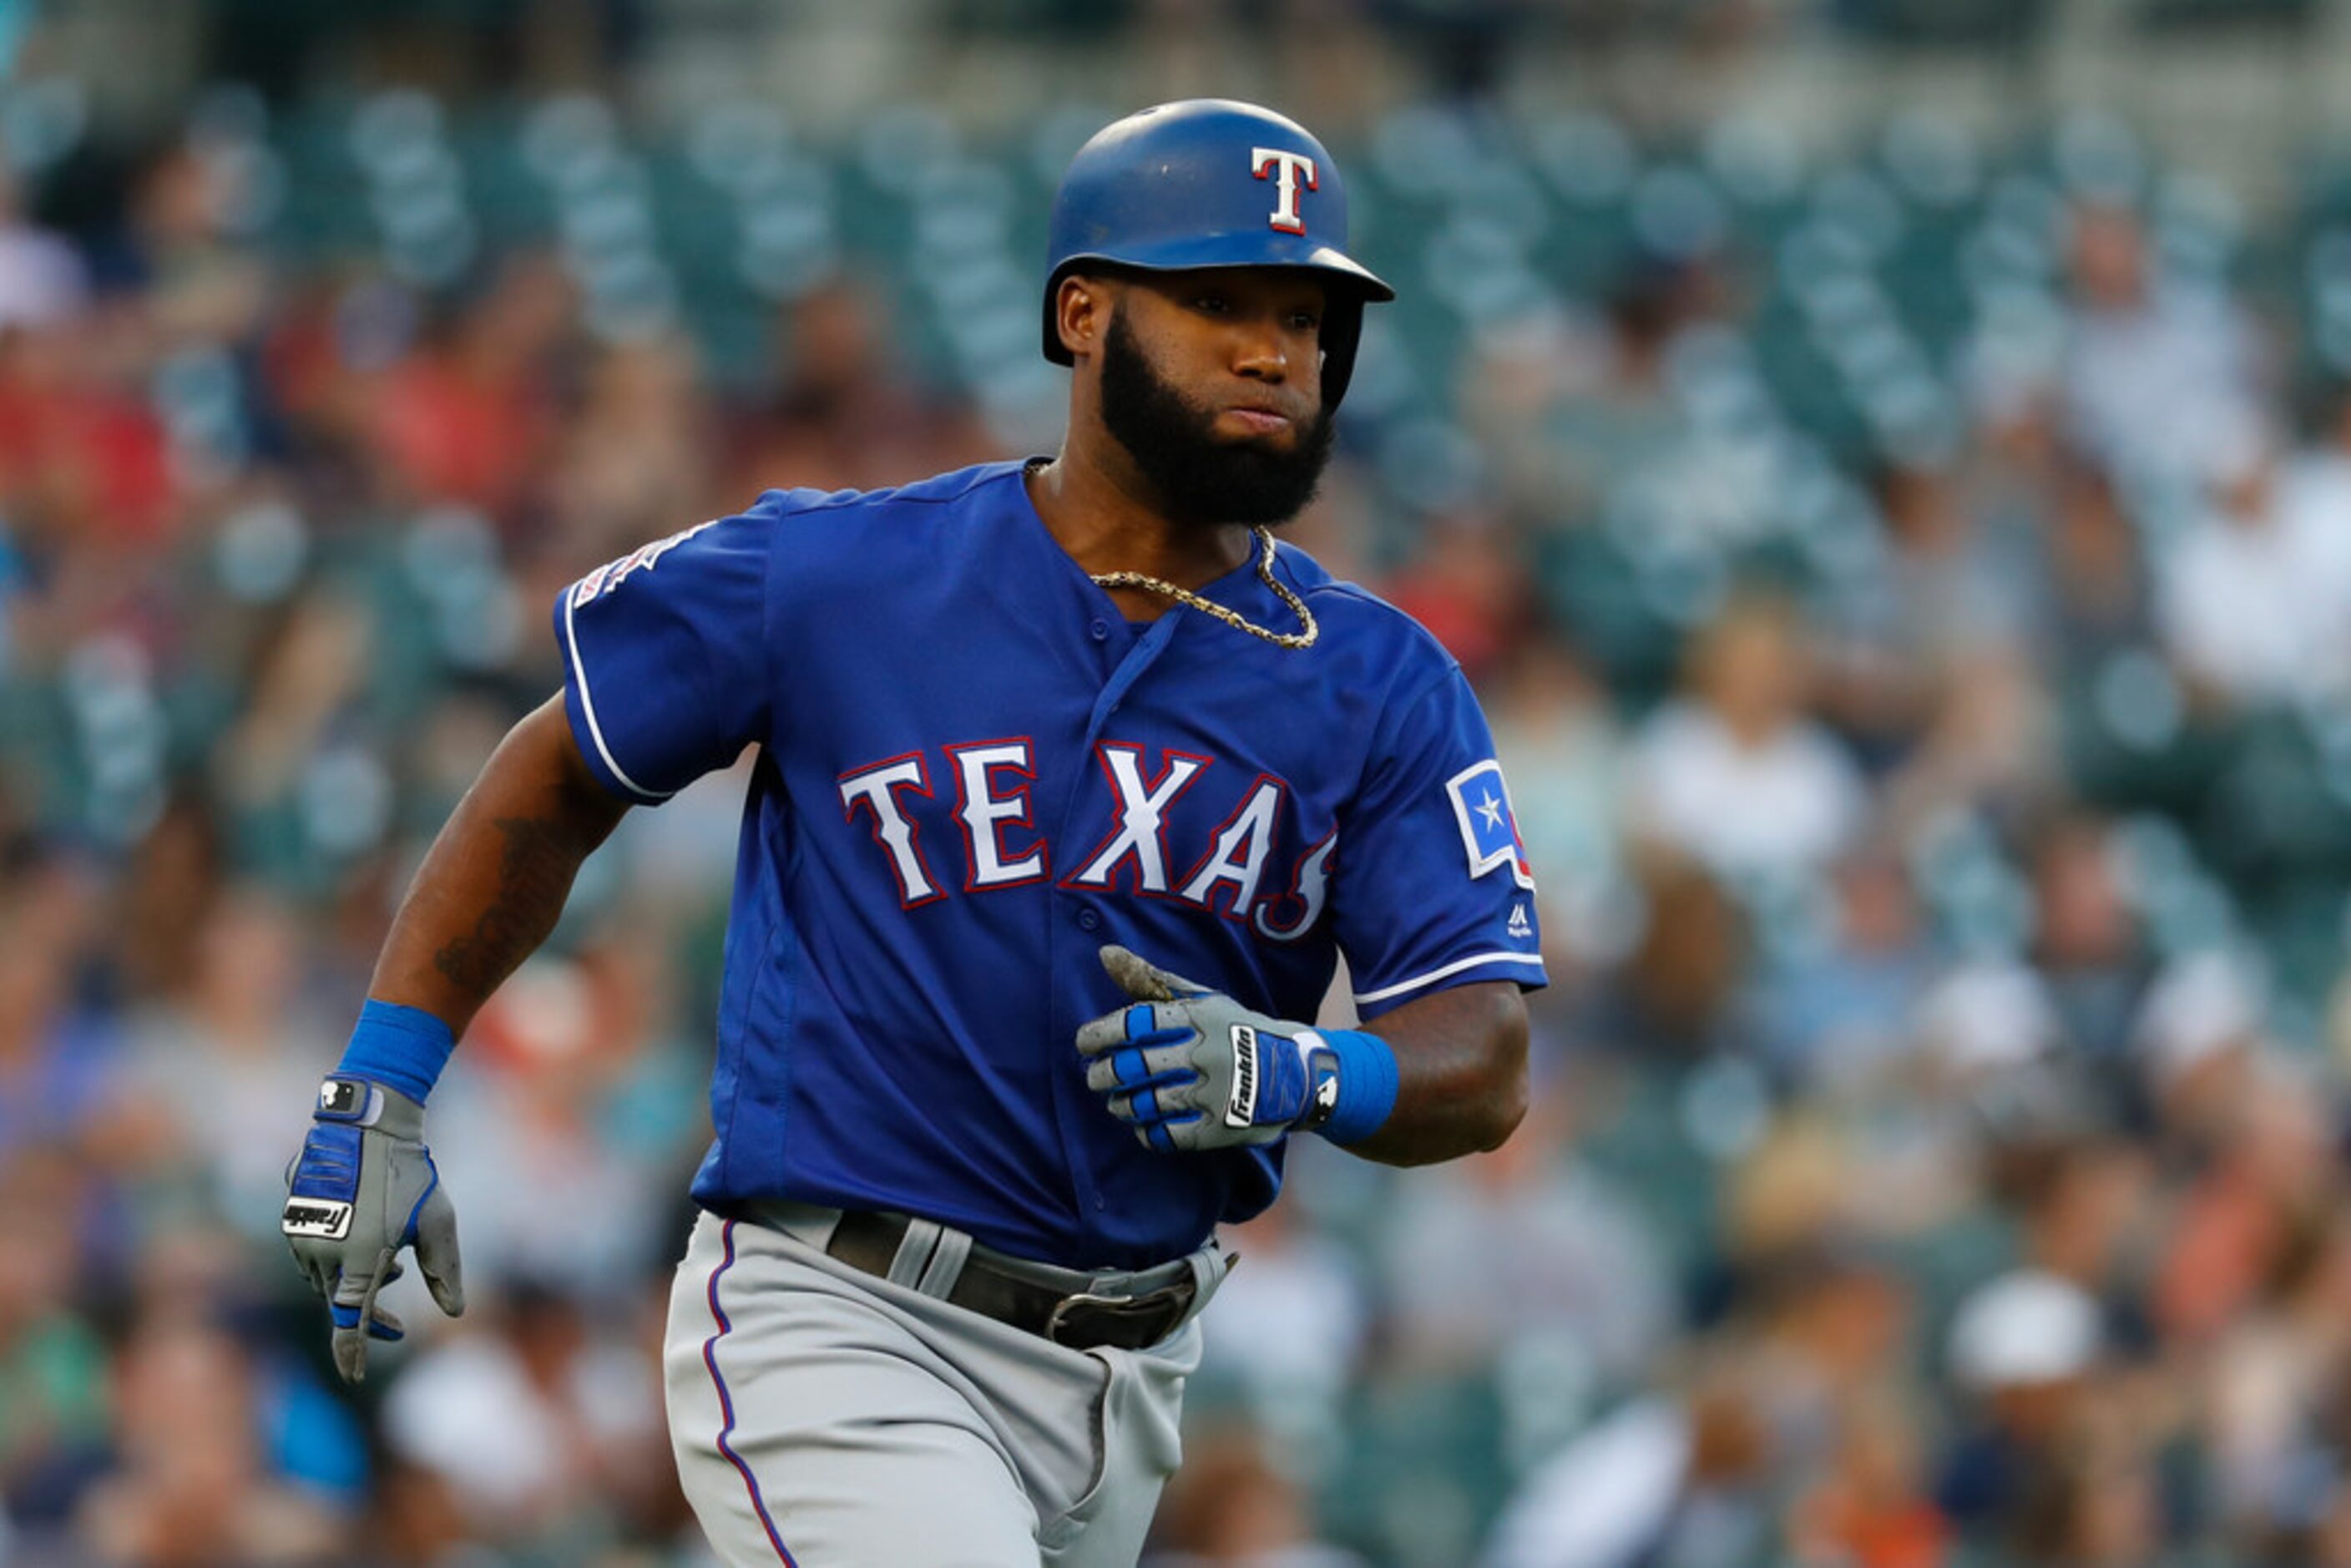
xmin=1316 ymin=292 xmax=1367 ymax=412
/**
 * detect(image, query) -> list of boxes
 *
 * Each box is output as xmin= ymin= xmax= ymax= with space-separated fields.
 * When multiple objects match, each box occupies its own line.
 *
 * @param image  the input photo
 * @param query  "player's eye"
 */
xmin=1192 ymin=292 xmax=1231 ymax=315
xmin=1287 ymin=310 xmax=1322 ymax=332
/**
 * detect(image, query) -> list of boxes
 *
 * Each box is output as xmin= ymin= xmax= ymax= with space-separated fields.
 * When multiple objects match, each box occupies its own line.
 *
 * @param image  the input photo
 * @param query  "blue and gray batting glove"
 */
xmin=1075 ymin=945 xmax=1398 ymax=1153
xmin=281 ymin=1075 xmax=464 ymax=1383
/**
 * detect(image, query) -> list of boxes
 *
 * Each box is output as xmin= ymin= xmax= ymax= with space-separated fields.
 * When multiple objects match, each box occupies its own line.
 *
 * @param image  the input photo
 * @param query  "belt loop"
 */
xmin=1184 ymin=1238 xmax=1232 ymax=1322
xmin=747 ymin=1199 xmax=843 ymax=1254
xmin=915 ymin=1226 xmax=973 ymax=1301
xmin=887 ymin=1217 xmax=943 ymax=1290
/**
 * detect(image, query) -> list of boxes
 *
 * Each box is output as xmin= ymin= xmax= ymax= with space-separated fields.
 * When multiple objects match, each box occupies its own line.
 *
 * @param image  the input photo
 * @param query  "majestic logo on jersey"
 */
xmin=835 ymin=739 xmax=1335 ymax=939
xmin=1251 ymin=148 xmax=1317 ymax=235
xmin=570 ymin=518 xmax=722 ymax=608
xmin=1447 ymin=760 xmax=1534 ymax=892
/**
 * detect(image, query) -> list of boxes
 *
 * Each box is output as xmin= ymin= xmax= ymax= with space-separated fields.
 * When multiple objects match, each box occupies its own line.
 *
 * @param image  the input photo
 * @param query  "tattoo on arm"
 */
xmin=432 ymin=816 xmax=576 ymax=997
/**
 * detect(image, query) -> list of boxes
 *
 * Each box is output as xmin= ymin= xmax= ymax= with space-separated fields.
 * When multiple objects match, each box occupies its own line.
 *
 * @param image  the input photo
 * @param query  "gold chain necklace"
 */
xmin=1090 ymin=527 xmax=1319 ymax=650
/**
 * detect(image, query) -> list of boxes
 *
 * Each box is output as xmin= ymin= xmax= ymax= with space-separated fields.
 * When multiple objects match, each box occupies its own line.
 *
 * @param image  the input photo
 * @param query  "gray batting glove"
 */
xmin=1075 ymin=945 xmax=1341 ymax=1154
xmin=281 ymin=1075 xmax=464 ymax=1383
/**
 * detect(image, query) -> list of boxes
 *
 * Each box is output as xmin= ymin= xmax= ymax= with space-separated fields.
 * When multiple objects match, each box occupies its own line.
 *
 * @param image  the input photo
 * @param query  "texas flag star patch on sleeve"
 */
xmin=1446 ymin=760 xmax=1534 ymax=892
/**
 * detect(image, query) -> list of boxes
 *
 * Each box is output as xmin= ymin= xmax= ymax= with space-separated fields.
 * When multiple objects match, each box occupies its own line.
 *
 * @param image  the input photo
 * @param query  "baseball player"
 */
xmin=282 ymin=99 xmax=1545 ymax=1565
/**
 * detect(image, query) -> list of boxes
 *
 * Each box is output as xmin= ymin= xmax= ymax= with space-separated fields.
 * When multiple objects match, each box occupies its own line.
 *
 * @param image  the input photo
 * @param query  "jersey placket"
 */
xmin=1042 ymin=608 xmax=1184 ymax=1232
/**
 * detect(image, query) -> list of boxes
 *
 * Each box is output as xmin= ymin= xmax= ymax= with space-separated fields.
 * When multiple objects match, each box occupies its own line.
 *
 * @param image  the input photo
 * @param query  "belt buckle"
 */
xmin=1044 ymin=1284 xmax=1190 ymax=1349
xmin=1044 ymin=1289 xmax=1135 ymax=1347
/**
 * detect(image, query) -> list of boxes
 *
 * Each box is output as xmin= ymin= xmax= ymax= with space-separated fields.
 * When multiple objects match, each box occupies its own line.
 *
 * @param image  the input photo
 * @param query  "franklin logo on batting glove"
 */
xmin=1225 ymin=1025 xmax=1261 ymax=1128
xmin=1077 ymin=947 xmax=1380 ymax=1153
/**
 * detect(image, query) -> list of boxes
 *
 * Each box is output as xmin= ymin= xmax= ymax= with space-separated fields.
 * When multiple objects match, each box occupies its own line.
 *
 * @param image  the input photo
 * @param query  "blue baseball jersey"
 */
xmin=554 ymin=459 xmax=1546 ymax=1269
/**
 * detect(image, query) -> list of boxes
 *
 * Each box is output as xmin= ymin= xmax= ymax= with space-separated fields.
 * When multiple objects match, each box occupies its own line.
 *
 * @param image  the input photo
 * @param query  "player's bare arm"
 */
xmin=1337 ymin=979 xmax=1529 ymax=1166
xmin=279 ymin=694 xmax=628 ymax=1380
xmin=370 ymin=695 xmax=633 ymax=1031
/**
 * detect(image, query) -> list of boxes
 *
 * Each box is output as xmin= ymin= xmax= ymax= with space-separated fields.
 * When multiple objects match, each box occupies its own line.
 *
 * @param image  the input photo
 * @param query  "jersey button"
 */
xmin=1089 ymin=619 xmax=1110 ymax=641
xmin=1076 ymin=908 xmax=1100 ymax=931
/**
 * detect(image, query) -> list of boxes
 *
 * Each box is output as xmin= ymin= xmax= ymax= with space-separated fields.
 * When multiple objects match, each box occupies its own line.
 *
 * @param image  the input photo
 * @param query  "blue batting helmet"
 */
xmin=1041 ymin=99 xmax=1394 ymax=410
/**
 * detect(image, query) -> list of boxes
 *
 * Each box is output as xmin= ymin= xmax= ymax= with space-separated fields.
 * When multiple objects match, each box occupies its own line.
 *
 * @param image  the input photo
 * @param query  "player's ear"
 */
xmin=1055 ymin=273 xmax=1109 ymax=361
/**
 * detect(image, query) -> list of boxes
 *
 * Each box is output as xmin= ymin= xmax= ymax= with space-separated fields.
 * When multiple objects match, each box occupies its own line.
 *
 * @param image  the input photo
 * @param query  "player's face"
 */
xmin=1096 ymin=269 xmax=1337 ymax=530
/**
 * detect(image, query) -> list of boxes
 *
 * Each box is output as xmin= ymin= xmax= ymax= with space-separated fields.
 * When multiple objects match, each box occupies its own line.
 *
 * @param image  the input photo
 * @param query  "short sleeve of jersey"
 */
xmin=552 ymin=509 xmax=773 ymax=802
xmin=1332 ymin=668 xmax=1550 ymax=1017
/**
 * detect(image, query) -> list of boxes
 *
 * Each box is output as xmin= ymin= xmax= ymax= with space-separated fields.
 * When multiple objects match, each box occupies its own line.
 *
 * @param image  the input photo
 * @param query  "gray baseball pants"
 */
xmin=663 ymin=1204 xmax=1220 ymax=1567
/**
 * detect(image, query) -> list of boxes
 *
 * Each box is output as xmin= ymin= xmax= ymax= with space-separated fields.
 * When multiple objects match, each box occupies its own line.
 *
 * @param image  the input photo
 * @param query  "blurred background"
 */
xmin=11 ymin=1 xmax=2351 ymax=1565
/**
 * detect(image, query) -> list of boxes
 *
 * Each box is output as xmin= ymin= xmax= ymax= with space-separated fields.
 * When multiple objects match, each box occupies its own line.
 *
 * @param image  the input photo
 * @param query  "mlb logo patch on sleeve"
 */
xmin=571 ymin=517 xmax=721 ymax=609
xmin=1446 ymin=760 xmax=1534 ymax=892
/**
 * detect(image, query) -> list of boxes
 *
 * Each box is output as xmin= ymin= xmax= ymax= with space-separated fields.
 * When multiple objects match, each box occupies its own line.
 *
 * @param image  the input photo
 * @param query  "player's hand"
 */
xmin=1075 ymin=945 xmax=1341 ymax=1153
xmin=281 ymin=1075 xmax=464 ymax=1383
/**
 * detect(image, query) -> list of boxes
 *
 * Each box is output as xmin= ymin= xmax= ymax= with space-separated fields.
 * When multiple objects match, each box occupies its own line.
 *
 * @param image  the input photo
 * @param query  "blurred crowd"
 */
xmin=8 ymin=32 xmax=2351 ymax=1568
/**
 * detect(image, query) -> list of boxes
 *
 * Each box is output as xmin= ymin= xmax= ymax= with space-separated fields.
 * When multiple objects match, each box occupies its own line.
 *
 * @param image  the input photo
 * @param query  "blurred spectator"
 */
xmin=2275 ymin=380 xmax=2351 ymax=598
xmin=0 ymin=286 xmax=176 ymax=570
xmin=2156 ymin=433 xmax=2351 ymax=710
xmin=2060 ymin=200 xmax=2266 ymax=490
xmin=379 ymin=1278 xmax=670 ymax=1552
xmin=1487 ymin=638 xmax=1631 ymax=971
xmin=1741 ymin=1247 xmax=1916 ymax=1476
xmin=2007 ymin=1404 xmax=2165 ymax=1567
xmin=2207 ymin=1212 xmax=2351 ymax=1535
xmin=119 ymin=883 xmax=331 ymax=1245
xmin=0 ymin=858 xmax=134 ymax=1170
xmin=1378 ymin=509 xmax=1535 ymax=686
xmin=210 ymin=589 xmax=373 ymax=824
xmin=2005 ymin=1135 xmax=2151 ymax=1305
xmin=1787 ymin=1388 xmax=1948 ymax=1568
xmin=1935 ymin=1268 xmax=2105 ymax=1533
xmin=726 ymin=274 xmax=991 ymax=498
xmin=0 ymin=1150 xmax=108 ymax=1540
xmin=2135 ymin=948 xmax=2268 ymax=1155
xmin=2025 ymin=812 xmax=2146 ymax=1060
xmin=1626 ymin=592 xmax=1868 ymax=888
xmin=2152 ymin=1060 xmax=2335 ymax=1348
xmin=1375 ymin=1073 xmax=1671 ymax=1393
xmin=71 ymin=1314 xmax=342 ymax=1565
xmin=426 ymin=938 xmax=707 ymax=1301
xmin=2035 ymin=453 xmax=2155 ymax=674
xmin=1604 ymin=852 xmax=1748 ymax=1059
xmin=1143 ymin=1424 xmax=1366 ymax=1568
xmin=1196 ymin=1197 xmax=1369 ymax=1428
xmin=1861 ymin=458 xmax=2036 ymax=673
xmin=1910 ymin=959 xmax=2063 ymax=1090
xmin=1748 ymin=844 xmax=1934 ymax=1090
xmin=367 ymin=254 xmax=570 ymax=530
xmin=1477 ymin=260 xmax=1716 ymax=536
xmin=1480 ymin=1355 xmax=1777 ymax=1568
xmin=545 ymin=331 xmax=720 ymax=558
xmin=0 ymin=164 xmax=86 ymax=333
xmin=110 ymin=137 xmax=272 ymax=350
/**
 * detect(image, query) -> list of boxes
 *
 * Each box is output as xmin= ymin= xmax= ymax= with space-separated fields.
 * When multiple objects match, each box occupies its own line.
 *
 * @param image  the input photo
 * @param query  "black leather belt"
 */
xmin=824 ymin=1210 xmax=1196 ymax=1352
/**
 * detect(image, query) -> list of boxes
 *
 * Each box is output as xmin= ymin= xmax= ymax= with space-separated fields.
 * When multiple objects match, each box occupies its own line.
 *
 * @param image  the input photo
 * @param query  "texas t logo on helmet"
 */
xmin=1251 ymin=147 xmax=1317 ymax=235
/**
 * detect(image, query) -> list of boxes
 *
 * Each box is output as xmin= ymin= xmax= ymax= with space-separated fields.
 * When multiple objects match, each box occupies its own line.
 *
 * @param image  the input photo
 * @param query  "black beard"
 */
xmin=1098 ymin=308 xmax=1336 ymax=530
